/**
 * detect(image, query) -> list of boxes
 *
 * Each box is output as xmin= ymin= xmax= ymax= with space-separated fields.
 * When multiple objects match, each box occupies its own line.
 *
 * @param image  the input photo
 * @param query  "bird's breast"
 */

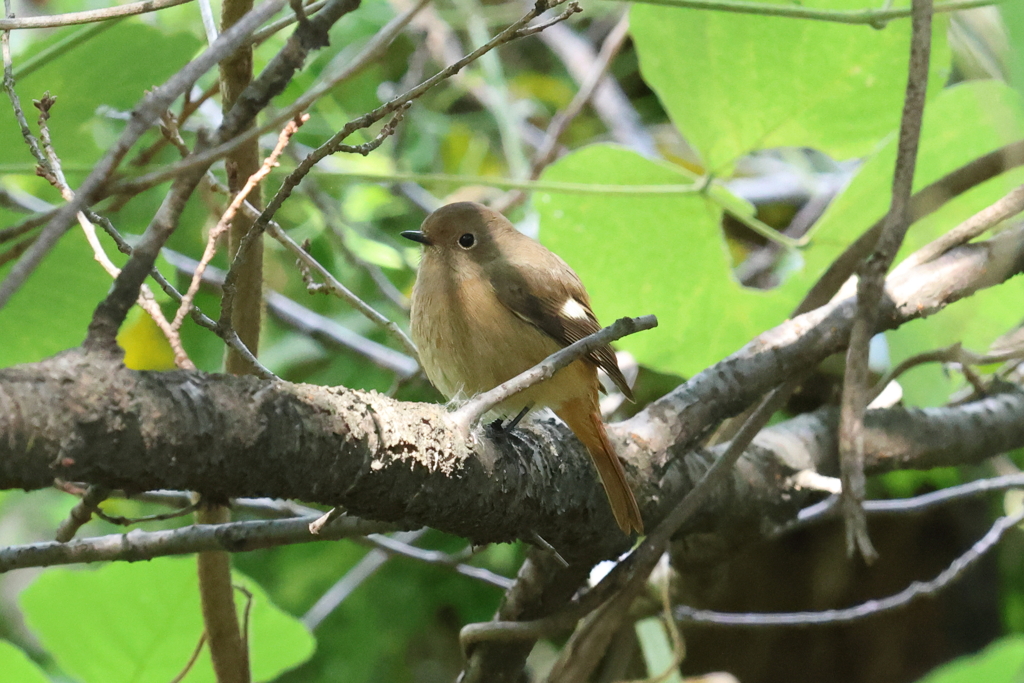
xmin=410 ymin=265 xmax=588 ymax=415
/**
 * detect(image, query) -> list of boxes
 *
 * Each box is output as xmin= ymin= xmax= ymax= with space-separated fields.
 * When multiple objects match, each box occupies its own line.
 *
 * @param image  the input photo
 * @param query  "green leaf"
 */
xmin=0 ymin=640 xmax=51 ymax=683
xmin=635 ymin=617 xmax=682 ymax=683
xmin=20 ymin=557 xmax=314 ymax=683
xmin=630 ymin=0 xmax=950 ymax=171
xmin=0 ymin=20 xmax=201 ymax=166
xmin=537 ymin=144 xmax=791 ymax=377
xmin=915 ymin=636 xmax=1024 ymax=683
xmin=0 ymin=228 xmax=111 ymax=367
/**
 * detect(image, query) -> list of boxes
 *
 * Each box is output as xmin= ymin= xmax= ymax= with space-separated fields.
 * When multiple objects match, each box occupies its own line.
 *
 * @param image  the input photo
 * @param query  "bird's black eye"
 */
xmin=458 ymin=233 xmax=475 ymax=249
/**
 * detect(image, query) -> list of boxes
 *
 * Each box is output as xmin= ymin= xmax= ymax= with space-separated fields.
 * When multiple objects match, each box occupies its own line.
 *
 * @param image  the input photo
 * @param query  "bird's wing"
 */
xmin=489 ymin=258 xmax=633 ymax=401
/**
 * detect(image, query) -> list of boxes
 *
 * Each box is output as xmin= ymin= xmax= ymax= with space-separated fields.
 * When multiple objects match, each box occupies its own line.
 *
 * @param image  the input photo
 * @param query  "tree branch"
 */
xmin=1 ymin=228 xmax=1022 ymax=563
xmin=0 ymin=0 xmax=193 ymax=29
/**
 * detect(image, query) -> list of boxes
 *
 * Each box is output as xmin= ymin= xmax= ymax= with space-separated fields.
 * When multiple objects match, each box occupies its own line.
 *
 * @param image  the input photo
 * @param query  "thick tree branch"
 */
xmin=0 ymin=227 xmax=1022 ymax=565
xmin=623 ymin=223 xmax=1024 ymax=460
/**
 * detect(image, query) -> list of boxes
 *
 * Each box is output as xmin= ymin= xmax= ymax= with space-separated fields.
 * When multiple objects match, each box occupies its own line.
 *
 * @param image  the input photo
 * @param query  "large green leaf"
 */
xmin=0 ymin=640 xmax=51 ymax=683
xmin=538 ymin=81 xmax=1024 ymax=383
xmin=630 ymin=0 xmax=950 ymax=171
xmin=0 ymin=228 xmax=111 ymax=367
xmin=0 ymin=20 xmax=201 ymax=167
xmin=536 ymin=145 xmax=787 ymax=377
xmin=915 ymin=636 xmax=1024 ymax=683
xmin=21 ymin=558 xmax=314 ymax=683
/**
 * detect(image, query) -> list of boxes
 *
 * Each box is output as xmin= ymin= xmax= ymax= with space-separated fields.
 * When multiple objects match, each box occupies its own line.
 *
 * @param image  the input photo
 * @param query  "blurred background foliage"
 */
xmin=3 ymin=0 xmax=1024 ymax=681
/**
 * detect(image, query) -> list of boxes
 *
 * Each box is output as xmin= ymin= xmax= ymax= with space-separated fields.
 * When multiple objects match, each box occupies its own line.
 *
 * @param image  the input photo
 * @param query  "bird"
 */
xmin=401 ymin=201 xmax=643 ymax=534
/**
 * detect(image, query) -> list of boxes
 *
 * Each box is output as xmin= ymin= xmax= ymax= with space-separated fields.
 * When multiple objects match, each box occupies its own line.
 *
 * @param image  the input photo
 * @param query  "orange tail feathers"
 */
xmin=556 ymin=399 xmax=644 ymax=535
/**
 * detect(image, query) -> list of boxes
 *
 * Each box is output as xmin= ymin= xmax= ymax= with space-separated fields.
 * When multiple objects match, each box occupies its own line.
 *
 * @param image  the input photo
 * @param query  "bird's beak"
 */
xmin=401 ymin=230 xmax=432 ymax=246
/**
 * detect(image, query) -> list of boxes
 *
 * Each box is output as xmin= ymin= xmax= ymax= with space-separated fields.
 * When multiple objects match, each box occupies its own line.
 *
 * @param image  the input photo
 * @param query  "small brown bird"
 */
xmin=402 ymin=202 xmax=644 ymax=534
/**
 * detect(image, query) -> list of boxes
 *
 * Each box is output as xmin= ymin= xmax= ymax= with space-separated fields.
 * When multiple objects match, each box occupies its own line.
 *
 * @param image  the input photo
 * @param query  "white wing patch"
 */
xmin=561 ymin=298 xmax=589 ymax=320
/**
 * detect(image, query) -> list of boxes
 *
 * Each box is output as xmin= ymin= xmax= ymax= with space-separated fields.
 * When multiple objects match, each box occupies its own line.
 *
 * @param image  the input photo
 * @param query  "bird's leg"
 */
xmin=489 ymin=404 xmax=533 ymax=434
xmin=529 ymin=531 xmax=569 ymax=568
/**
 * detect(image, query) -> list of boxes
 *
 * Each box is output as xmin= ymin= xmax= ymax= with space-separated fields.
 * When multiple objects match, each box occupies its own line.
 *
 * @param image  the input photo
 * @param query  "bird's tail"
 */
xmin=557 ymin=399 xmax=644 ymax=535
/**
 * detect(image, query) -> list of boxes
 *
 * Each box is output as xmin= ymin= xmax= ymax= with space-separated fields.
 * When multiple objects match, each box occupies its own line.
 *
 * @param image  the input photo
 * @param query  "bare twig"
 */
xmin=265 ymin=223 xmax=420 ymax=359
xmin=838 ymin=0 xmax=933 ymax=562
xmin=675 ymin=506 xmax=1024 ymax=626
xmin=357 ymin=534 xmax=513 ymax=589
xmin=191 ymin=114 xmax=306 ymax=335
xmin=0 ymin=515 xmax=397 ymax=574
xmin=237 ymin=105 xmax=410 ymax=262
xmin=892 ymin=182 xmax=1024 ymax=276
xmin=95 ymin=501 xmax=201 ymax=526
xmin=867 ymin=342 xmax=1024 ymax=405
xmin=2 ymin=3 xmax=46 ymax=164
xmin=789 ymin=473 xmax=1024 ymax=533
xmin=161 ymin=248 xmax=420 ymax=377
xmin=625 ymin=0 xmax=998 ymax=26
xmin=54 ymin=485 xmax=111 ymax=542
xmin=105 ymin=0 xmax=577 ymax=200
xmin=29 ymin=96 xmax=192 ymax=368
xmin=0 ymin=0 xmax=193 ymax=30
xmin=169 ymin=633 xmax=207 ymax=683
xmin=451 ymin=315 xmax=658 ymax=430
xmin=297 ymin=172 xmax=410 ymax=310
xmin=495 ymin=11 xmax=630 ymax=212
xmin=252 ymin=0 xmax=327 ymax=43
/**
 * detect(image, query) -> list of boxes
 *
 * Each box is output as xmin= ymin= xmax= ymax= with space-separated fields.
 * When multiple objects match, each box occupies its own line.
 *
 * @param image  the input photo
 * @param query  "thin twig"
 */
xmin=451 ymin=315 xmax=657 ymax=430
xmin=0 ymin=0 xmax=193 ymax=29
xmin=0 ymin=0 xmax=289 ymax=313
xmin=675 ymin=507 xmax=1024 ymax=627
xmin=892 ymin=182 xmax=1024 ymax=277
xmin=838 ymin=0 xmax=933 ymax=562
xmin=160 ymin=248 xmax=420 ymax=377
xmin=30 ymin=96 xmax=192 ymax=367
xmin=157 ymin=111 xmax=401 ymax=377
xmin=189 ymin=114 xmax=306 ymax=335
xmin=495 ymin=10 xmax=630 ymax=213
xmin=252 ymin=0 xmax=327 ymax=43
xmin=294 ymin=154 xmax=410 ymax=310
xmin=787 ymin=473 xmax=1024 ymax=535
xmin=265 ymin=223 xmax=420 ymax=359
xmin=0 ymin=515 xmax=397 ymax=574
xmin=867 ymin=342 xmax=1024 ymax=405
xmin=95 ymin=501 xmax=201 ymax=526
xmin=2 ymin=0 xmax=46 ymax=164
xmin=626 ymin=0 xmax=998 ymax=26
xmin=237 ymin=104 xmax=409 ymax=259
xmin=54 ymin=486 xmax=111 ymax=542
xmin=105 ymin=0 xmax=576 ymax=200
xmin=357 ymin=534 xmax=513 ymax=589
xmin=302 ymin=530 xmax=426 ymax=630
xmin=169 ymin=633 xmax=207 ymax=683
